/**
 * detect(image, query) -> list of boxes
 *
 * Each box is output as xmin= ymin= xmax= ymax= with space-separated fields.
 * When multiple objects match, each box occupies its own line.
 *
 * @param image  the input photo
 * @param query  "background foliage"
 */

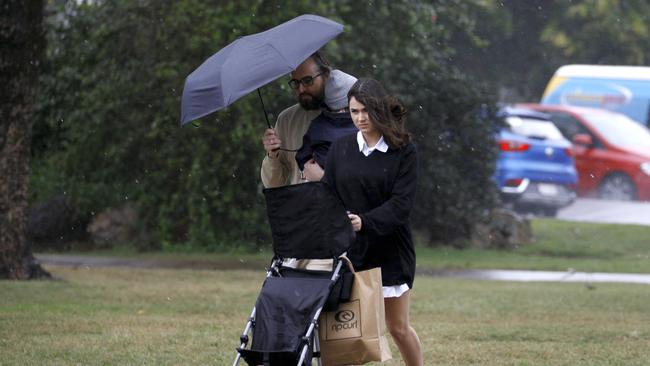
xmin=447 ymin=0 xmax=650 ymax=101
xmin=32 ymin=0 xmax=650 ymax=251
xmin=32 ymin=0 xmax=500 ymax=250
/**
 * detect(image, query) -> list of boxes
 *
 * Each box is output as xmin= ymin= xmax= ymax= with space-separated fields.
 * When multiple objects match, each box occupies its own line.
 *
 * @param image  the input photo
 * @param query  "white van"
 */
xmin=541 ymin=64 xmax=650 ymax=127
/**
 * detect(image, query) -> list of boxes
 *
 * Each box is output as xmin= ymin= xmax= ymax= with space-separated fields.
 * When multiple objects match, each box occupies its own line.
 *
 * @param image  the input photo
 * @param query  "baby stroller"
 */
xmin=234 ymin=182 xmax=354 ymax=366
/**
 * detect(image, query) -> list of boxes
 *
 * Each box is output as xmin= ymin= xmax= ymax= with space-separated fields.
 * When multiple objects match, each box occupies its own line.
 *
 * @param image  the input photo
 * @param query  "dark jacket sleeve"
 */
xmin=294 ymin=132 xmax=313 ymax=171
xmin=359 ymin=143 xmax=417 ymax=237
xmin=322 ymin=138 xmax=339 ymax=186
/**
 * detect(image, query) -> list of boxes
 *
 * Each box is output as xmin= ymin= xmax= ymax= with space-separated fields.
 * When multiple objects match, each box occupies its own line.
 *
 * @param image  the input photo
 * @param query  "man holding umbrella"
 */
xmin=261 ymin=51 xmax=354 ymax=187
xmin=180 ymin=14 xmax=348 ymax=187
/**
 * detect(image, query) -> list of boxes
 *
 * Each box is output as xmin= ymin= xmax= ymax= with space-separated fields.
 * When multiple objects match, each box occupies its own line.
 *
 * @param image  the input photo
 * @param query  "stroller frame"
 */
xmin=234 ymin=257 xmax=344 ymax=366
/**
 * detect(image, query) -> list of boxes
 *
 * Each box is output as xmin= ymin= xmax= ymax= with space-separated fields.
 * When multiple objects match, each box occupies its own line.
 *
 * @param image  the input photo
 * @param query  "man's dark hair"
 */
xmin=311 ymin=50 xmax=331 ymax=76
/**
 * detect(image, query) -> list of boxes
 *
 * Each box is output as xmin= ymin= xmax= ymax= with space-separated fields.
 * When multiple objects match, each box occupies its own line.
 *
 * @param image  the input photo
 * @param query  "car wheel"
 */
xmin=598 ymin=173 xmax=637 ymax=201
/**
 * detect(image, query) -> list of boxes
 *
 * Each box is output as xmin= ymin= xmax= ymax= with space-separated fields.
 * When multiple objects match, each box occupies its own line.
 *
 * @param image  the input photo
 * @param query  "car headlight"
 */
xmin=641 ymin=162 xmax=650 ymax=176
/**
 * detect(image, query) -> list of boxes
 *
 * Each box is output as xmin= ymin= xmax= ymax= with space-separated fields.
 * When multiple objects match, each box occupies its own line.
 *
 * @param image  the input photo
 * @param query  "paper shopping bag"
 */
xmin=318 ymin=257 xmax=392 ymax=365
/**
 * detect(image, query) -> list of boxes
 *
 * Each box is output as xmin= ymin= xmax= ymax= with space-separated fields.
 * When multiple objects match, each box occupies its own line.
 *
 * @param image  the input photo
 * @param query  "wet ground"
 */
xmin=420 ymin=268 xmax=650 ymax=285
xmin=37 ymin=254 xmax=650 ymax=285
xmin=558 ymin=198 xmax=650 ymax=226
xmin=37 ymin=254 xmax=265 ymax=271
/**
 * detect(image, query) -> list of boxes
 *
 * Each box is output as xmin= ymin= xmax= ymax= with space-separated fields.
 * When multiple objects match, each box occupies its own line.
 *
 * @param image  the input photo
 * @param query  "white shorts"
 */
xmin=382 ymin=283 xmax=410 ymax=298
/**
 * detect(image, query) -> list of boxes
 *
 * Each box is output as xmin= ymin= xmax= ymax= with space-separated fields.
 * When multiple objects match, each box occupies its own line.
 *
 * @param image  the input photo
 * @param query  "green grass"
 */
xmin=2 ymin=266 xmax=650 ymax=365
xmin=416 ymin=219 xmax=650 ymax=273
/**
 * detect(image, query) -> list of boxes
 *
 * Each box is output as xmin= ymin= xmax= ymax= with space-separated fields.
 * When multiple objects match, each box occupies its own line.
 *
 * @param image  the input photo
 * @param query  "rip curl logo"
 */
xmin=324 ymin=299 xmax=362 ymax=340
xmin=334 ymin=310 xmax=355 ymax=323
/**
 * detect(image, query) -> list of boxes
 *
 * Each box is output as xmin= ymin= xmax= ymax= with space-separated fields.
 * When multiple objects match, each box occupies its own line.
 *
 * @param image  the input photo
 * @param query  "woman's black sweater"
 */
xmin=323 ymin=134 xmax=418 ymax=288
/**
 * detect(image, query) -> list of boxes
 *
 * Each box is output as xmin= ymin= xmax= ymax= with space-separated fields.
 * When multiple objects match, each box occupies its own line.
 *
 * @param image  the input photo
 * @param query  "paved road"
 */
xmin=38 ymin=255 xmax=650 ymax=285
xmin=423 ymin=269 xmax=650 ymax=285
xmin=557 ymin=198 xmax=650 ymax=226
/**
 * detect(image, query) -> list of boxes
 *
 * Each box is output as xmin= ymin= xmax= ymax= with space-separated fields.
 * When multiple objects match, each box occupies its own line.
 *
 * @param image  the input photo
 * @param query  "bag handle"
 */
xmin=338 ymin=255 xmax=356 ymax=274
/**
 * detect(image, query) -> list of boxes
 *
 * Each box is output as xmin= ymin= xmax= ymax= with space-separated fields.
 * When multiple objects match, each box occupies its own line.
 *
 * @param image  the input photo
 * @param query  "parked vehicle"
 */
xmin=520 ymin=104 xmax=650 ymax=201
xmin=541 ymin=64 xmax=650 ymax=127
xmin=494 ymin=107 xmax=578 ymax=216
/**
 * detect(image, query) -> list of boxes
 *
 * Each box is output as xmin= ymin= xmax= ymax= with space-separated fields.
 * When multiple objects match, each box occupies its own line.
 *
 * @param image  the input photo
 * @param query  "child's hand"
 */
xmin=348 ymin=213 xmax=362 ymax=232
xmin=303 ymin=159 xmax=324 ymax=181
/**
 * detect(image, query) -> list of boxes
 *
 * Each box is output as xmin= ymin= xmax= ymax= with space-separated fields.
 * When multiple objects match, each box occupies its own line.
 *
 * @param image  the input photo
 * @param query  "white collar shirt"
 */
xmin=356 ymin=131 xmax=389 ymax=156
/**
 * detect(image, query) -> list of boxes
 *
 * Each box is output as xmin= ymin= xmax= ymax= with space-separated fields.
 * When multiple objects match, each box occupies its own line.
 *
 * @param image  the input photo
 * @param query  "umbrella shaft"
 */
xmin=257 ymin=88 xmax=272 ymax=129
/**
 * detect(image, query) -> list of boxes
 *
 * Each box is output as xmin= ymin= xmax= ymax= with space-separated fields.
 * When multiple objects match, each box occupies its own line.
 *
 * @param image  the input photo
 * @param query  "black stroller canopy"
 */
xmin=264 ymin=182 xmax=353 ymax=259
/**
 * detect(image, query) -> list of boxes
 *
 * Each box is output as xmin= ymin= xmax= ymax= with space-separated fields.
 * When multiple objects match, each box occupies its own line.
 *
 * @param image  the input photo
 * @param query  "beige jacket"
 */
xmin=260 ymin=104 xmax=320 ymax=188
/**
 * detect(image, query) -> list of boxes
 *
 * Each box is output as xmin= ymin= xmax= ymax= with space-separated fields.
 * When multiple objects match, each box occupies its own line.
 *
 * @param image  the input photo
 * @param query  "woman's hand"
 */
xmin=348 ymin=213 xmax=362 ymax=232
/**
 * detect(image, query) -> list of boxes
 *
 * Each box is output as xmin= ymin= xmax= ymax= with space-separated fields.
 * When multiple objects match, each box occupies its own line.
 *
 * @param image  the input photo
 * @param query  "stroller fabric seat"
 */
xmin=252 ymin=277 xmax=332 ymax=352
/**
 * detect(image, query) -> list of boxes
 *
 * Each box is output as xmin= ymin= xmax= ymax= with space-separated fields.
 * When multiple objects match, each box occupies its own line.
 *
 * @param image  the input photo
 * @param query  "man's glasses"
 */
xmin=288 ymin=72 xmax=323 ymax=90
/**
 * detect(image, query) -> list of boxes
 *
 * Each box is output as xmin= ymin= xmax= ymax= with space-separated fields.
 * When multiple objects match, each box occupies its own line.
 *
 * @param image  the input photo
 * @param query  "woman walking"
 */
xmin=323 ymin=78 xmax=423 ymax=365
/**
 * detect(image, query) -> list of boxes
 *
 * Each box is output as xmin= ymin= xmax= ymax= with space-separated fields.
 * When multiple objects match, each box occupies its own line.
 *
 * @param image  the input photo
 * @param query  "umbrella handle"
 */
xmin=258 ymin=87 xmax=299 ymax=152
xmin=257 ymin=88 xmax=272 ymax=129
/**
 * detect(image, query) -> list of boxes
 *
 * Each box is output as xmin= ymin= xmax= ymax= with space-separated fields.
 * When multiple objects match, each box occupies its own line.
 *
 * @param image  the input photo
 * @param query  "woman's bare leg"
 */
xmin=384 ymin=290 xmax=423 ymax=366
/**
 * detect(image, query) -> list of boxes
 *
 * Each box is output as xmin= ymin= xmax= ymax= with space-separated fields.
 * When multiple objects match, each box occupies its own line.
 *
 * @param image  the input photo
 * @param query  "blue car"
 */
xmin=495 ymin=107 xmax=578 ymax=216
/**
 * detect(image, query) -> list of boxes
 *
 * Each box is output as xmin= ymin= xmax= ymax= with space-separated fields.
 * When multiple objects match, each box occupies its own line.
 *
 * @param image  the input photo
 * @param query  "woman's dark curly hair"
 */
xmin=347 ymin=78 xmax=410 ymax=148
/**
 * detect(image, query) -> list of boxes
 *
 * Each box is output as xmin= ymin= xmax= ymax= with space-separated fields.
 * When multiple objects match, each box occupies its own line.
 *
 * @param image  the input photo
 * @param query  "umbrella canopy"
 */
xmin=180 ymin=14 xmax=344 ymax=126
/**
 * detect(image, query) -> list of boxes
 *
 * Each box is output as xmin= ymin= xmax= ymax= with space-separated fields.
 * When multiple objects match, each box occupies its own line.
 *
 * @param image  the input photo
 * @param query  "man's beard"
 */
xmin=298 ymin=92 xmax=324 ymax=110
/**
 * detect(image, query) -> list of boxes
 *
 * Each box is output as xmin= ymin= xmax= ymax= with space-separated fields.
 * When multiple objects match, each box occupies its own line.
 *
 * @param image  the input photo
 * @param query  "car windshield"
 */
xmin=582 ymin=112 xmax=650 ymax=148
xmin=505 ymin=116 xmax=564 ymax=140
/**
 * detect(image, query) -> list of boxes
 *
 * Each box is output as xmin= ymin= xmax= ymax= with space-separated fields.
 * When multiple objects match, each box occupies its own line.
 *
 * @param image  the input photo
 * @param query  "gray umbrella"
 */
xmin=180 ymin=14 xmax=344 ymax=126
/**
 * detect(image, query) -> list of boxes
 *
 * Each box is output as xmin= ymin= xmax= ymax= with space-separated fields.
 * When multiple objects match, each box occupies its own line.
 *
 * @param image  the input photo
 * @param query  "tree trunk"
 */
xmin=0 ymin=0 xmax=50 ymax=279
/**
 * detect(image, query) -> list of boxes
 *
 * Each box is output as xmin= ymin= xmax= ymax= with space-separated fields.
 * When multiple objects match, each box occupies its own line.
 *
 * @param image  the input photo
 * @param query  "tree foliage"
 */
xmin=541 ymin=0 xmax=650 ymax=66
xmin=33 ymin=0 xmax=500 ymax=250
xmin=447 ymin=0 xmax=650 ymax=102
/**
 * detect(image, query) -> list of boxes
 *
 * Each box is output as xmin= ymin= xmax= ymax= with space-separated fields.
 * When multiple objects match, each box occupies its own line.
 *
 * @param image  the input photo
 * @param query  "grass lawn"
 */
xmin=2 ymin=265 xmax=650 ymax=365
xmin=416 ymin=219 xmax=650 ymax=273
